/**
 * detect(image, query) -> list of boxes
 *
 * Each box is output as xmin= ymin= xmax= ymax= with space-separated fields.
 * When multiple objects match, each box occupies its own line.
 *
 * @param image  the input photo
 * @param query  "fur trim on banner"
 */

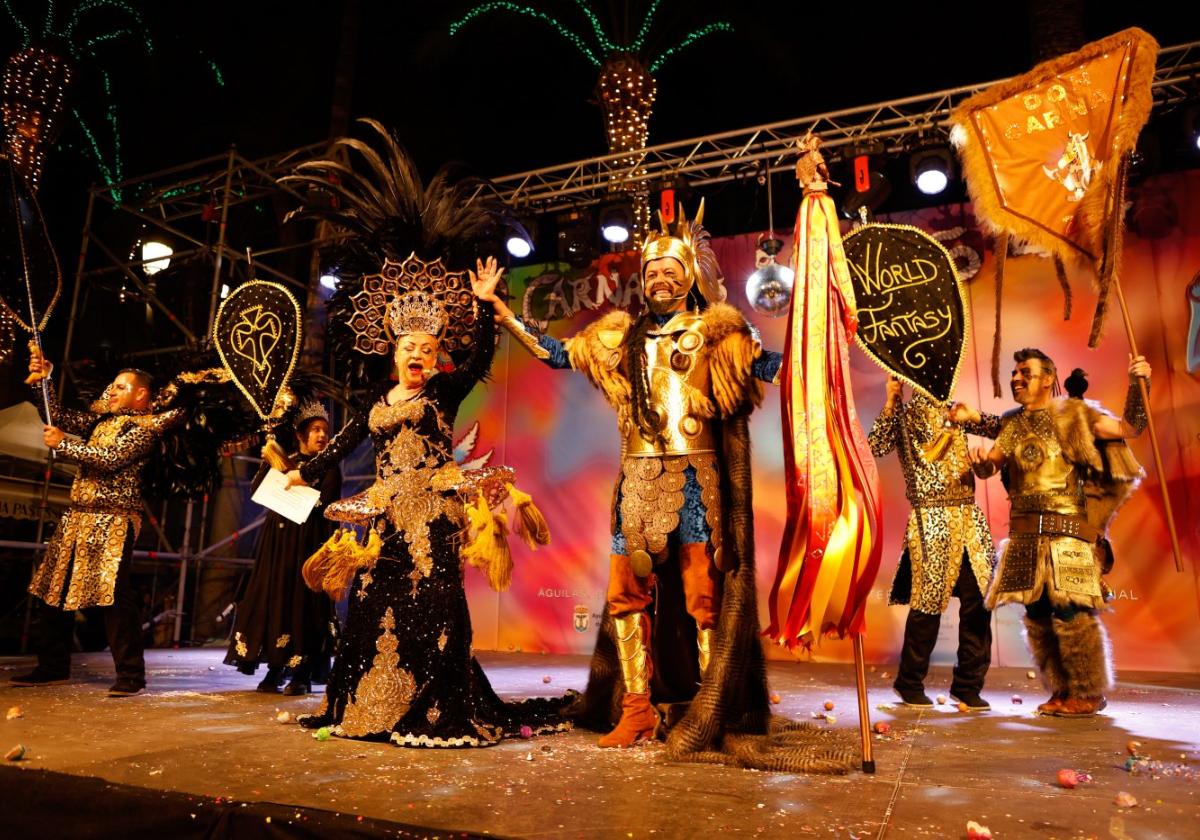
xmin=951 ymin=28 xmax=1158 ymax=263
xmin=951 ymin=28 xmax=1158 ymax=344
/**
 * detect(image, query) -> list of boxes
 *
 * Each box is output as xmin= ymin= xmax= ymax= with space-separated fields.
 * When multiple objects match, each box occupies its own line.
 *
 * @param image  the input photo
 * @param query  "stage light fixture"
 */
xmin=909 ymin=148 xmax=954 ymax=196
xmin=600 ymin=204 xmax=632 ymax=246
xmin=842 ymin=170 xmax=891 ymax=220
xmin=505 ymin=219 xmax=535 ymax=259
xmin=556 ymin=209 xmax=596 ymax=268
xmin=319 ymin=273 xmax=340 ymax=290
xmin=141 ymin=239 xmax=173 ymax=275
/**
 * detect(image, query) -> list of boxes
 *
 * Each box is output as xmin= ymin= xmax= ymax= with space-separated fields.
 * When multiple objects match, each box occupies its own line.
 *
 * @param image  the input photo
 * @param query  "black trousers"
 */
xmin=894 ymin=552 xmax=992 ymax=695
xmin=35 ymin=532 xmax=144 ymax=685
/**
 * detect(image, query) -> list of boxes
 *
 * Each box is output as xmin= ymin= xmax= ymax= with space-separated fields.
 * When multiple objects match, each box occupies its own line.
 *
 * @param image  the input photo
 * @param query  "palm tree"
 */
xmin=2 ymin=0 xmax=154 ymax=195
xmin=450 ymin=1 xmax=732 ymax=241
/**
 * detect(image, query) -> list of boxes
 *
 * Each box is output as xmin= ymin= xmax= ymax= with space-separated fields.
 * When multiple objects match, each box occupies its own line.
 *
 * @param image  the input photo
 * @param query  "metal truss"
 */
xmin=491 ymin=39 xmax=1200 ymax=214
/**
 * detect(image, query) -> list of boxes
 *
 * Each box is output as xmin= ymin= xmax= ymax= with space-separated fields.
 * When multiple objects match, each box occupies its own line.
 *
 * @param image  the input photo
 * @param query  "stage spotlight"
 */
xmin=556 ymin=209 xmax=596 ymax=268
xmin=1185 ymin=105 xmax=1200 ymax=152
xmin=599 ymin=204 xmax=632 ymax=246
xmin=319 ymin=273 xmax=340 ymax=290
xmin=141 ymin=239 xmax=173 ymax=275
xmin=505 ymin=219 xmax=535 ymax=259
xmin=842 ymin=171 xmax=891 ymax=220
xmin=910 ymin=148 xmax=954 ymax=196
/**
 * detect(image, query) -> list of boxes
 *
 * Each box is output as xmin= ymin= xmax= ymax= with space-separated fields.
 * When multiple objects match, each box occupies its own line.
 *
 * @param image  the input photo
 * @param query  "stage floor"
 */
xmin=1 ymin=649 xmax=1197 ymax=839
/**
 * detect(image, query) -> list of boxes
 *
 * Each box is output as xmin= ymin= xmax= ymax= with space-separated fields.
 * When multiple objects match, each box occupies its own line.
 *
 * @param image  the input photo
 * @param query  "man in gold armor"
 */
xmin=962 ymin=347 xmax=1149 ymax=718
xmin=495 ymin=205 xmax=782 ymax=747
xmin=11 ymin=355 xmax=181 ymax=697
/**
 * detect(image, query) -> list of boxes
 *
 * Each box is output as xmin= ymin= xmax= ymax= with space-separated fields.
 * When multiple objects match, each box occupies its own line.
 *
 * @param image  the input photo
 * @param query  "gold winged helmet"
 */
xmin=639 ymin=200 xmax=726 ymax=313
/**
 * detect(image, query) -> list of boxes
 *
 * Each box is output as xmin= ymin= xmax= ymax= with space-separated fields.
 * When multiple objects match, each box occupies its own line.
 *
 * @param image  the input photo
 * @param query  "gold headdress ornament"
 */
xmin=640 ymin=199 xmax=726 ymax=311
xmin=387 ymin=290 xmax=446 ymax=340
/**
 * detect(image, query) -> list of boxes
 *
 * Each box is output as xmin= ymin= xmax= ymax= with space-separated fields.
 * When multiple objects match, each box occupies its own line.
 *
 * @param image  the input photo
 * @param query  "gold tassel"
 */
xmin=261 ymin=437 xmax=294 ymax=473
xmin=920 ymin=422 xmax=955 ymax=463
xmin=302 ymin=528 xmax=378 ymax=600
xmin=462 ymin=493 xmax=514 ymax=592
xmin=991 ymin=233 xmax=1009 ymax=399
xmin=505 ymin=483 xmax=551 ymax=549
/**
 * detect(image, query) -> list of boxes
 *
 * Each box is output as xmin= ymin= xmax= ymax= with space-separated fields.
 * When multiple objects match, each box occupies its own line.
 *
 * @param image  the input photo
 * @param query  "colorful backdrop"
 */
xmin=451 ymin=170 xmax=1200 ymax=673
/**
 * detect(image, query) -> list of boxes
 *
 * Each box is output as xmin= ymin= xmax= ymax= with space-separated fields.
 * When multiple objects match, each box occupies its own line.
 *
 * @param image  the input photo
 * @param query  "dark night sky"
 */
xmin=14 ymin=2 xmax=1200 ymax=216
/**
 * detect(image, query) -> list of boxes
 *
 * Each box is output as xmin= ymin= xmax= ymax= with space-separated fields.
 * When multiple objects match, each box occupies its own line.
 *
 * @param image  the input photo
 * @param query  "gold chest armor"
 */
xmin=623 ymin=312 xmax=717 ymax=457
xmin=1002 ymin=409 xmax=1085 ymax=517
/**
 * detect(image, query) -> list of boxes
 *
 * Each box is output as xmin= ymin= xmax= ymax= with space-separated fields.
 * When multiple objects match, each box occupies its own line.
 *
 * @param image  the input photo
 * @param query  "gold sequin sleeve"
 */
xmin=868 ymin=407 xmax=900 ymax=458
xmin=963 ymin=411 xmax=1001 ymax=439
xmin=35 ymin=383 xmax=98 ymax=436
xmin=56 ymin=422 xmax=159 ymax=473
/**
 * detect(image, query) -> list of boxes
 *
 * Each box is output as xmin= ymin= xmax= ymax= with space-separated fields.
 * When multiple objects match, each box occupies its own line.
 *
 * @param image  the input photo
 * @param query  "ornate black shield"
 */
xmin=214 ymin=280 xmax=303 ymax=419
xmin=0 ymin=157 xmax=61 ymax=333
xmin=842 ymin=223 xmax=968 ymax=403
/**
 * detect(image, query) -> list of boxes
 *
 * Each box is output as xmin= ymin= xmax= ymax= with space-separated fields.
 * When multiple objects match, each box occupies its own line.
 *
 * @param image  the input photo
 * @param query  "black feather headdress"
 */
xmin=280 ymin=119 xmax=506 ymax=394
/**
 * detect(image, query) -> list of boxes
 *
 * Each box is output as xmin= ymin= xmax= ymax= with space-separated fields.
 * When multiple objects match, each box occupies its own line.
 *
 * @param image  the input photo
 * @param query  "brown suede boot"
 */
xmin=597 ymin=691 xmax=659 ymax=748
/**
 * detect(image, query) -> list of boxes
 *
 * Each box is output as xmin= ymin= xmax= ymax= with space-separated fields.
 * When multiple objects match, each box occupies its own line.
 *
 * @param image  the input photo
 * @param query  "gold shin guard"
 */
xmin=612 ymin=612 xmax=652 ymax=695
xmin=696 ymin=627 xmax=714 ymax=677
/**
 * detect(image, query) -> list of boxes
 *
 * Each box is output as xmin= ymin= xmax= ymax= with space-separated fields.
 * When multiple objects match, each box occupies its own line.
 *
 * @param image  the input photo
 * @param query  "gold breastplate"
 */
xmin=1003 ymin=409 xmax=1084 ymax=516
xmin=624 ymin=312 xmax=717 ymax=457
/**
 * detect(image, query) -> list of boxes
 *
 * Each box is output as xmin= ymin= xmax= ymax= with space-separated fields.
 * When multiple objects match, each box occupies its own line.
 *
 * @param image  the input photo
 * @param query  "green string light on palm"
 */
xmin=450 ymin=0 xmax=731 ymax=242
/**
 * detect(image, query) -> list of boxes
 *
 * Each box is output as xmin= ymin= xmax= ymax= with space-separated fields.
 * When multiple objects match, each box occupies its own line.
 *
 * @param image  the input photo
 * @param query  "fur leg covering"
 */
xmin=1023 ymin=615 xmax=1068 ymax=697
xmin=1053 ymin=612 xmax=1114 ymax=698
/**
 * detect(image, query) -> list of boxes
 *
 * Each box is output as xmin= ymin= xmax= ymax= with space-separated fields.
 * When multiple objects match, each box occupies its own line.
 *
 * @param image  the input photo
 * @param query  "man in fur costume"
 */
xmin=957 ymin=347 xmax=1148 ymax=718
xmin=496 ymin=205 xmax=791 ymax=748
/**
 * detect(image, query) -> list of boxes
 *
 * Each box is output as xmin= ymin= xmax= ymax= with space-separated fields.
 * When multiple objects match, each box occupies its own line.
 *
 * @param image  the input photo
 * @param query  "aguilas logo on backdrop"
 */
xmin=573 ymin=605 xmax=591 ymax=633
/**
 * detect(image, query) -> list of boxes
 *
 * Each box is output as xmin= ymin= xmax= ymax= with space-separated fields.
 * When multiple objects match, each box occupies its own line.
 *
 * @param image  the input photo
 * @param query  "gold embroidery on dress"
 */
xmin=437 ymin=628 xmax=449 ymax=651
xmin=363 ymin=397 xmax=464 ymax=596
xmin=275 ymin=634 xmax=291 ymax=648
xmin=426 ymin=704 xmax=441 ymax=725
xmin=235 ymin=632 xmax=248 ymax=658
xmin=339 ymin=607 xmax=417 ymax=737
xmin=357 ymin=568 xmax=374 ymax=601
xmin=287 ymin=655 xmax=303 ymax=669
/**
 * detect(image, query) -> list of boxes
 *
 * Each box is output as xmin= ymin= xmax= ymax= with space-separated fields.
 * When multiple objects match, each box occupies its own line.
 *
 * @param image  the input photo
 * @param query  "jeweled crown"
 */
xmin=387 ymin=290 xmax=446 ymax=339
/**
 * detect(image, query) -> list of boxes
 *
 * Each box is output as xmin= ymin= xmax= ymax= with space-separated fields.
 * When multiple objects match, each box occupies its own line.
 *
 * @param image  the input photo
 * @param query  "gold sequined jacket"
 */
xmin=868 ymin=394 xmax=999 ymax=614
xmin=29 ymin=387 xmax=182 ymax=610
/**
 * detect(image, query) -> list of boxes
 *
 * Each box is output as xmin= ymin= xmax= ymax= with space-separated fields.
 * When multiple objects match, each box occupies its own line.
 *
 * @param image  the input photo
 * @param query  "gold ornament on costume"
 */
xmin=346 ymin=254 xmax=496 ymax=360
xmin=214 ymin=280 xmax=303 ymax=420
xmin=640 ymin=200 xmax=725 ymax=313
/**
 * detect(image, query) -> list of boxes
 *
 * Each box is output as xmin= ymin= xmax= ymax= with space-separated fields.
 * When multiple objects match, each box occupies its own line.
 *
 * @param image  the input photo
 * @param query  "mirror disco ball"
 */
xmin=745 ymin=261 xmax=794 ymax=317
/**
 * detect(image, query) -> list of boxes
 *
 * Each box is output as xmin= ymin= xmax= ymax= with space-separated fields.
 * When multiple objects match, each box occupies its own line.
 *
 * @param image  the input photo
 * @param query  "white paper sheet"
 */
xmin=251 ymin=468 xmax=321 ymax=525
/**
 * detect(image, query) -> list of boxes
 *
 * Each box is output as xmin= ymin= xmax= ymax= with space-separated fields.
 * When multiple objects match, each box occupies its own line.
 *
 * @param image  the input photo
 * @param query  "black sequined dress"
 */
xmin=296 ymin=299 xmax=570 ymax=746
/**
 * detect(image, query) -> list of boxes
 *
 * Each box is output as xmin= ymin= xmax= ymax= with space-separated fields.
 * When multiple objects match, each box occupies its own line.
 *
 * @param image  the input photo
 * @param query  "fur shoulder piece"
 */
xmin=563 ymin=310 xmax=633 ymax=410
xmin=703 ymin=303 xmax=764 ymax=416
xmin=1050 ymin=397 xmax=1144 ymax=534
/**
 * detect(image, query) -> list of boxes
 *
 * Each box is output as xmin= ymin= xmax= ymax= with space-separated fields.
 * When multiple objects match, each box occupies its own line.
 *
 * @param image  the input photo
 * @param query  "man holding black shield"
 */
xmin=869 ymin=377 xmax=1000 ymax=710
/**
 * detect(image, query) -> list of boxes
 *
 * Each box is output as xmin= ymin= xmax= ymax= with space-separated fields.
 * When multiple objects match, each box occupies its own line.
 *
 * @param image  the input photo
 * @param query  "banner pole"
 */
xmin=1111 ymin=277 xmax=1184 ymax=573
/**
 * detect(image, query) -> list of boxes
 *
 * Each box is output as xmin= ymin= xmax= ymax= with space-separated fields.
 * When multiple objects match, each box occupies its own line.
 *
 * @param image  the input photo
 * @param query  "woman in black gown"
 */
xmin=287 ymin=257 xmax=570 ymax=746
xmin=224 ymin=405 xmax=340 ymax=694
